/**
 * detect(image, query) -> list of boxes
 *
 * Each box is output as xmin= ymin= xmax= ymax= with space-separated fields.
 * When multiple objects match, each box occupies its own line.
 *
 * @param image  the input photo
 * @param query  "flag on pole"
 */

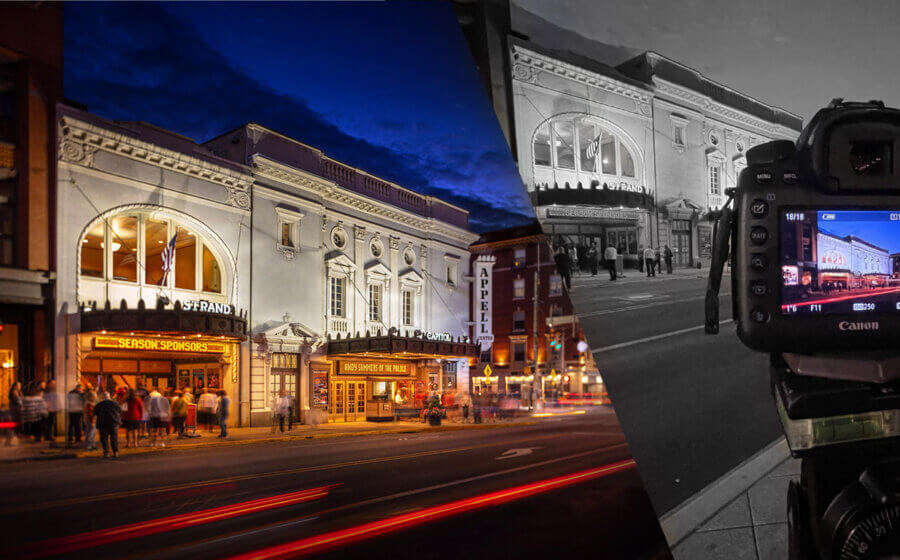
xmin=160 ymin=233 xmax=177 ymax=283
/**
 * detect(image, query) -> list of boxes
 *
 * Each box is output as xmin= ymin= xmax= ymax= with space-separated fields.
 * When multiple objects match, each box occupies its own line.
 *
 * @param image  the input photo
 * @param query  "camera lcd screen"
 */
xmin=780 ymin=210 xmax=900 ymax=314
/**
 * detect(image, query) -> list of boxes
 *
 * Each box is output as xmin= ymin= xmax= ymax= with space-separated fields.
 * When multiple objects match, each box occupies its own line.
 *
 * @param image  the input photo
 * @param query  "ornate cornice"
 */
xmin=252 ymin=155 xmax=479 ymax=247
xmin=59 ymin=116 xmax=254 ymax=210
xmin=511 ymin=45 xmax=652 ymax=105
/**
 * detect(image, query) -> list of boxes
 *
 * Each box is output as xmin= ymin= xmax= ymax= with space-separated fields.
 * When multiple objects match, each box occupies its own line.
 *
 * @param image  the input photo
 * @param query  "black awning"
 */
xmin=327 ymin=330 xmax=477 ymax=359
xmin=80 ymin=300 xmax=247 ymax=339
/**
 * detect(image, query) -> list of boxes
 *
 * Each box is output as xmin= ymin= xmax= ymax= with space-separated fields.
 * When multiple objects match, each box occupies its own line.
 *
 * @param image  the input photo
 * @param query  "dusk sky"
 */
xmin=514 ymin=0 xmax=900 ymax=124
xmin=818 ymin=212 xmax=900 ymax=255
xmin=64 ymin=1 xmax=535 ymax=232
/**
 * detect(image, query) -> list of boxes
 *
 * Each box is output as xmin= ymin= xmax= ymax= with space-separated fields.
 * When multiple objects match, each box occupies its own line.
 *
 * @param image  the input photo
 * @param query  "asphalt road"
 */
xmin=0 ymin=411 xmax=672 ymax=560
xmin=570 ymin=271 xmax=783 ymax=514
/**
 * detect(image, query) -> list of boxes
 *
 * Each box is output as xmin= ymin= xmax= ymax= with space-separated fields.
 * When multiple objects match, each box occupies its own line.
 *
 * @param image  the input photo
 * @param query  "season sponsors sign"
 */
xmin=337 ymin=360 xmax=412 ymax=376
xmin=544 ymin=207 xmax=641 ymax=221
xmin=473 ymin=255 xmax=495 ymax=351
xmin=93 ymin=335 xmax=227 ymax=354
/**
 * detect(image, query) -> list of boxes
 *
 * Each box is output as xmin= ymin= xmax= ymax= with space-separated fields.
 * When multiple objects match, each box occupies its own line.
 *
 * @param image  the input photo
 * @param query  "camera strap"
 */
xmin=705 ymin=197 xmax=734 ymax=334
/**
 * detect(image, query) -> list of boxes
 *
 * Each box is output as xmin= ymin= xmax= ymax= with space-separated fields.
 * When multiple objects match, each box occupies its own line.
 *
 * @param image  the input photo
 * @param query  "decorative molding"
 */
xmin=354 ymin=224 xmax=367 ymax=241
xmin=511 ymin=45 xmax=652 ymax=105
xmin=58 ymin=116 xmax=254 ymax=209
xmin=389 ymin=235 xmax=400 ymax=251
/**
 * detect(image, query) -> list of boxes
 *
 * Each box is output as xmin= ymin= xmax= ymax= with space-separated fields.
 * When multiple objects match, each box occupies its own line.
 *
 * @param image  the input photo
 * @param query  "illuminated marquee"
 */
xmin=337 ymin=361 xmax=412 ymax=376
xmin=94 ymin=335 xmax=227 ymax=354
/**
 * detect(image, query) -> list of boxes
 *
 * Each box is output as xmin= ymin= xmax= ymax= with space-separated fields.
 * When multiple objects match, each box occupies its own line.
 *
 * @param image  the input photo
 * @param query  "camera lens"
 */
xmin=849 ymin=140 xmax=892 ymax=175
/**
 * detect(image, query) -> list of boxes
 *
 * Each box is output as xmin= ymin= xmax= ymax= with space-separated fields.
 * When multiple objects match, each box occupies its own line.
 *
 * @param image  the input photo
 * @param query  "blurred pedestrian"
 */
xmin=664 ymin=245 xmax=674 ymax=274
xmin=216 ymin=390 xmax=230 ymax=438
xmin=274 ymin=389 xmax=292 ymax=433
xmin=42 ymin=380 xmax=59 ymax=442
xmin=587 ymin=243 xmax=600 ymax=276
xmin=458 ymin=391 xmax=471 ymax=423
xmin=147 ymin=388 xmax=170 ymax=447
xmin=123 ymin=389 xmax=143 ymax=448
xmin=8 ymin=381 xmax=23 ymax=436
xmin=554 ymin=246 xmax=572 ymax=291
xmin=94 ymin=392 xmax=121 ymax=458
xmin=83 ymin=384 xmax=97 ymax=451
xmin=644 ymin=246 xmax=656 ymax=277
xmin=67 ymin=383 xmax=85 ymax=445
xmin=170 ymin=391 xmax=187 ymax=438
xmin=604 ymin=244 xmax=617 ymax=281
xmin=21 ymin=386 xmax=47 ymax=442
xmin=198 ymin=387 xmax=217 ymax=433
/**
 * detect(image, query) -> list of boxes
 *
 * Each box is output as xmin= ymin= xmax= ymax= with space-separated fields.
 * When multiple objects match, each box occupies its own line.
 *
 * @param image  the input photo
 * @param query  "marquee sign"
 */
xmin=545 ymin=207 xmax=641 ymax=221
xmin=473 ymin=255 xmax=495 ymax=351
xmin=182 ymin=300 xmax=233 ymax=315
xmin=413 ymin=330 xmax=453 ymax=342
xmin=94 ymin=335 xmax=227 ymax=354
xmin=337 ymin=360 xmax=412 ymax=376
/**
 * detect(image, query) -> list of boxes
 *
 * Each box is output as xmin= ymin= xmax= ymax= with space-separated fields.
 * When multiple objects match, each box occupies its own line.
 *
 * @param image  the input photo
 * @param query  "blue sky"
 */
xmin=63 ymin=1 xmax=534 ymax=232
xmin=818 ymin=211 xmax=900 ymax=254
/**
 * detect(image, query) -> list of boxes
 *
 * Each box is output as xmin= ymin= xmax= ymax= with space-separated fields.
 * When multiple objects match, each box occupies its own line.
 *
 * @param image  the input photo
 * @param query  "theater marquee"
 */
xmin=337 ymin=360 xmax=412 ymax=376
xmin=93 ymin=335 xmax=228 ymax=354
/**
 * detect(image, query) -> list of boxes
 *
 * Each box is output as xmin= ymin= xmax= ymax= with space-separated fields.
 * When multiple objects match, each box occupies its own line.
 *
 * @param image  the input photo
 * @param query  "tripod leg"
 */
xmin=788 ymin=480 xmax=819 ymax=560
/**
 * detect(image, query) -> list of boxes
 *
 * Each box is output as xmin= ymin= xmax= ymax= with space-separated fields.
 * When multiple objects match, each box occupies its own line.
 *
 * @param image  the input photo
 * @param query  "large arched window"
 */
xmin=80 ymin=212 xmax=225 ymax=296
xmin=533 ymin=115 xmax=640 ymax=181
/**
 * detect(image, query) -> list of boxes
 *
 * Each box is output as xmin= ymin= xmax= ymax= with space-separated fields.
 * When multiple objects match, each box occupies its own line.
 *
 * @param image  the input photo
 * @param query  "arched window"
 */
xmin=80 ymin=212 xmax=224 ymax=296
xmin=533 ymin=115 xmax=640 ymax=180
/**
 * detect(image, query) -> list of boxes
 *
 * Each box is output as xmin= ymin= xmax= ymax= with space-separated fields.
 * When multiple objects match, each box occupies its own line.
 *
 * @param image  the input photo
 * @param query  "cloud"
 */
xmin=64 ymin=3 xmax=533 ymax=232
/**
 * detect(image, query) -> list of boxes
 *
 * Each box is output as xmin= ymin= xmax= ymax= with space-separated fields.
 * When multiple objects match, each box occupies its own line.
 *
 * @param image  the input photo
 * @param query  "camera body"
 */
xmin=733 ymin=100 xmax=900 ymax=353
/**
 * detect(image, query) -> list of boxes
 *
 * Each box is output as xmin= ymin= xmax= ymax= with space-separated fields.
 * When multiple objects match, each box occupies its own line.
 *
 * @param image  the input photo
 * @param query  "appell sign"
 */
xmin=473 ymin=255 xmax=495 ymax=351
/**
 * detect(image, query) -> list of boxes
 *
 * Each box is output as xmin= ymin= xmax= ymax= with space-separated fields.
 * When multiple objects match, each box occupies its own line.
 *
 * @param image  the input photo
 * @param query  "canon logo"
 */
xmin=838 ymin=321 xmax=880 ymax=331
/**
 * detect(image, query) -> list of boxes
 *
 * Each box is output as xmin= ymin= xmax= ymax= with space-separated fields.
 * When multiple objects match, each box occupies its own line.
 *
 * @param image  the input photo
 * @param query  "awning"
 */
xmin=80 ymin=299 xmax=248 ymax=339
xmin=327 ymin=329 xmax=477 ymax=360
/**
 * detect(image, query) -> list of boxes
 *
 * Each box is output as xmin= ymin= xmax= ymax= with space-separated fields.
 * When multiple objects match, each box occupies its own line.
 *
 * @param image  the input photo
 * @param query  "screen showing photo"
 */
xmin=780 ymin=210 xmax=900 ymax=314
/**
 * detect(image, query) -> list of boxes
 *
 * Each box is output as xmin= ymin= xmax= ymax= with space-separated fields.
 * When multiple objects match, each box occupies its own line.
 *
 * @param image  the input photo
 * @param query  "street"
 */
xmin=569 ymin=270 xmax=783 ymax=514
xmin=0 ymin=411 xmax=672 ymax=560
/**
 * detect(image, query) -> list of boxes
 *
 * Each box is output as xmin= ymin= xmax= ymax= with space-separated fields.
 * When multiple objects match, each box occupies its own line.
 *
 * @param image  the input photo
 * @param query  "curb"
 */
xmin=0 ymin=451 xmax=78 ymax=464
xmin=659 ymin=437 xmax=790 ymax=548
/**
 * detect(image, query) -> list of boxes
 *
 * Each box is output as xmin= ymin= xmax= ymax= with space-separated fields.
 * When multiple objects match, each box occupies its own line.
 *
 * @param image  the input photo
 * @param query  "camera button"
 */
xmin=783 ymin=171 xmax=799 ymax=185
xmin=751 ymin=308 xmax=769 ymax=323
xmin=750 ymin=199 xmax=768 ymax=218
xmin=750 ymin=226 xmax=768 ymax=245
xmin=756 ymin=170 xmax=773 ymax=184
xmin=750 ymin=254 xmax=767 ymax=271
xmin=751 ymin=281 xmax=768 ymax=296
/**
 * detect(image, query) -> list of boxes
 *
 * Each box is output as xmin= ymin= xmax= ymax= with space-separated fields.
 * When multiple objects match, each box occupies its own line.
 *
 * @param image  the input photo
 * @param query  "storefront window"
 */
xmin=533 ymin=125 xmax=551 ymax=167
xmin=553 ymin=120 xmax=575 ymax=169
xmin=111 ymin=216 xmax=138 ymax=282
xmin=81 ymin=221 xmax=105 ymax=278
xmin=145 ymin=218 xmax=168 ymax=286
xmin=174 ymin=226 xmax=196 ymax=290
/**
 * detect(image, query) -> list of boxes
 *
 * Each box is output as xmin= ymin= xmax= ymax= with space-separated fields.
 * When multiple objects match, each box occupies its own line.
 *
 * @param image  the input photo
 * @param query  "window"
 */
xmin=550 ymin=303 xmax=563 ymax=317
xmin=670 ymin=114 xmax=688 ymax=151
xmin=480 ymin=347 xmax=492 ymax=363
xmin=578 ymin=121 xmax=598 ymax=172
xmin=709 ymin=165 xmax=721 ymax=195
xmin=533 ymin=115 xmax=640 ymax=182
xmin=81 ymin=213 xmax=224 ymax=295
xmin=402 ymin=290 xmax=414 ymax=326
xmin=621 ymin=150 xmax=636 ymax=178
xmin=512 ymin=310 xmax=526 ymax=331
xmin=600 ymin=134 xmax=617 ymax=175
xmin=534 ymin=125 xmax=552 ymax=167
xmin=329 ymin=276 xmax=345 ymax=317
xmin=513 ymin=277 xmax=525 ymax=299
xmin=549 ymin=274 xmax=563 ymax=297
xmin=445 ymin=257 xmax=458 ymax=286
xmin=513 ymin=342 xmax=526 ymax=362
xmin=513 ymin=247 xmax=526 ymax=268
xmin=553 ymin=120 xmax=575 ymax=169
xmin=368 ymin=283 xmax=382 ymax=322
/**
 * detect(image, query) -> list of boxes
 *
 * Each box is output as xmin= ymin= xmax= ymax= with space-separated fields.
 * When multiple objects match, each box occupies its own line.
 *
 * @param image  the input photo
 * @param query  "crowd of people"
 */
xmin=4 ymin=380 xmax=231 ymax=458
xmin=553 ymin=242 xmax=675 ymax=284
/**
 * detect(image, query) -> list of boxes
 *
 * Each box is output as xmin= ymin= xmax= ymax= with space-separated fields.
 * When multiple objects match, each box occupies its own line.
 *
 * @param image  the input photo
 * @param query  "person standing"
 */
xmin=21 ymin=386 xmax=47 ymax=442
xmin=274 ymin=389 xmax=292 ymax=433
xmin=604 ymin=244 xmax=618 ymax=281
xmin=93 ymin=392 xmax=122 ymax=458
xmin=8 ymin=382 xmax=23 ymax=437
xmin=170 ymin=392 xmax=188 ymax=438
xmin=664 ymin=245 xmax=674 ymax=274
xmin=198 ymin=387 xmax=217 ymax=433
xmin=147 ymin=389 xmax=170 ymax=447
xmin=42 ymin=380 xmax=59 ymax=443
xmin=67 ymin=384 xmax=85 ymax=445
xmin=123 ymin=389 xmax=143 ymax=448
xmin=83 ymin=384 xmax=97 ymax=451
xmin=643 ymin=246 xmax=656 ymax=277
xmin=216 ymin=390 xmax=230 ymax=438
xmin=553 ymin=246 xmax=572 ymax=291
xmin=586 ymin=244 xmax=599 ymax=276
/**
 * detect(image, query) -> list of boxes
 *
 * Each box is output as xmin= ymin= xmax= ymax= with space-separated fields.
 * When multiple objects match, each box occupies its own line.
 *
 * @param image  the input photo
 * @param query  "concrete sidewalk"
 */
xmin=0 ymin=415 xmax=541 ymax=463
xmin=661 ymin=438 xmax=797 ymax=559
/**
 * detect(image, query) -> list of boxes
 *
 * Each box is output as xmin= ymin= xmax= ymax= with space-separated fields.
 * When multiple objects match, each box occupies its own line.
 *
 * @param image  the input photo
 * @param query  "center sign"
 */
xmin=94 ymin=335 xmax=227 ymax=354
xmin=337 ymin=360 xmax=412 ymax=376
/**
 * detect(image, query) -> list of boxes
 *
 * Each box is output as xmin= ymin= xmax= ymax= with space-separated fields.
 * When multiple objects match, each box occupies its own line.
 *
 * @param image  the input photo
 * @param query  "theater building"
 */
xmin=468 ymin=221 xmax=600 ymax=402
xmin=56 ymin=108 xmax=480 ymax=426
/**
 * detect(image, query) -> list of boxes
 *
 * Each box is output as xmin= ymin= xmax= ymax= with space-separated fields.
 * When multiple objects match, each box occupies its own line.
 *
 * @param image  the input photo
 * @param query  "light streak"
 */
xmin=10 ymin=485 xmax=334 ymax=559
xmin=229 ymin=460 xmax=636 ymax=560
xmin=781 ymin=287 xmax=900 ymax=310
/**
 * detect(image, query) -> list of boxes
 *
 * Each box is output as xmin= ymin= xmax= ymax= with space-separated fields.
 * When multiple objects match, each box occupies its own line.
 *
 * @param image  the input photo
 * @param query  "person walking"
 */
xmin=198 ymin=387 xmax=217 ymax=433
xmin=553 ymin=246 xmax=572 ymax=291
xmin=66 ymin=384 xmax=85 ymax=445
xmin=664 ymin=245 xmax=674 ymax=274
xmin=643 ymin=246 xmax=656 ymax=277
xmin=586 ymin=244 xmax=599 ymax=276
xmin=654 ymin=246 xmax=662 ymax=274
xmin=83 ymin=384 xmax=97 ymax=451
xmin=8 ymin=382 xmax=23 ymax=437
xmin=147 ymin=389 xmax=170 ymax=447
xmin=216 ymin=390 xmax=230 ymax=438
xmin=604 ymin=244 xmax=618 ymax=281
xmin=458 ymin=391 xmax=471 ymax=423
xmin=21 ymin=386 xmax=47 ymax=443
xmin=123 ymin=389 xmax=143 ymax=448
xmin=274 ymin=390 xmax=293 ymax=433
xmin=42 ymin=380 xmax=59 ymax=443
xmin=170 ymin=392 xmax=188 ymax=438
xmin=93 ymin=392 xmax=122 ymax=458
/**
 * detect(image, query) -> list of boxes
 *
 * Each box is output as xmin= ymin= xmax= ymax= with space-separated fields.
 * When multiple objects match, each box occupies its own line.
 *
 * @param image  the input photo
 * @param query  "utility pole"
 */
xmin=532 ymin=241 xmax=541 ymax=410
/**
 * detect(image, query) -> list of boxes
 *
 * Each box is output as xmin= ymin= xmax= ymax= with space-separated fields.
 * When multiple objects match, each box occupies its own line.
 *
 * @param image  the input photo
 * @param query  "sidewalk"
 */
xmin=662 ymin=438 xmax=797 ymax=560
xmin=570 ymin=266 xmax=715 ymax=289
xmin=0 ymin=416 xmax=539 ymax=463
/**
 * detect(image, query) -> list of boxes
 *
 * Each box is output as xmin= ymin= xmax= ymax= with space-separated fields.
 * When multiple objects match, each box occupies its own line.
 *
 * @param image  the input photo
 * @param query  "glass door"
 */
xmin=331 ymin=380 xmax=345 ymax=422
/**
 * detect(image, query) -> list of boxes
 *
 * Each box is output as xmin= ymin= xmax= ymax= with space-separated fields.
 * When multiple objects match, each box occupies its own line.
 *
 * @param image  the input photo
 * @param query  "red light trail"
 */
xmin=781 ymin=286 xmax=900 ymax=310
xmin=228 ymin=459 xmax=637 ymax=560
xmin=10 ymin=485 xmax=334 ymax=559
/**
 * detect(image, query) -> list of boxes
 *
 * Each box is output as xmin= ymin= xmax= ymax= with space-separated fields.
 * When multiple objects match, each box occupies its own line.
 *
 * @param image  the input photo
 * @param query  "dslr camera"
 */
xmin=707 ymin=100 xmax=900 ymax=560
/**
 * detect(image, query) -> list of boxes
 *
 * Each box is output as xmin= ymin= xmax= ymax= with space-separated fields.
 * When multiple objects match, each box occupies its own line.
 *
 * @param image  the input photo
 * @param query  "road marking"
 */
xmin=622 ymin=294 xmax=655 ymax=300
xmin=0 ymin=432 xmax=565 ymax=515
xmin=591 ymin=319 xmax=733 ymax=355
xmin=496 ymin=447 xmax=542 ymax=460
